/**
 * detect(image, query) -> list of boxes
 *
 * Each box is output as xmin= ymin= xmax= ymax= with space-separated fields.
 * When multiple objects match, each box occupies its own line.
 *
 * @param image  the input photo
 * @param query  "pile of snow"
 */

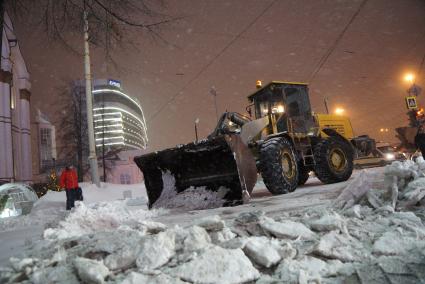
xmin=2 ymin=202 xmax=424 ymax=283
xmin=0 ymin=182 xmax=148 ymax=232
xmin=335 ymin=158 xmax=425 ymax=211
xmin=2 ymin=162 xmax=425 ymax=283
xmin=152 ymin=172 xmax=228 ymax=210
xmin=43 ymin=201 xmax=166 ymax=240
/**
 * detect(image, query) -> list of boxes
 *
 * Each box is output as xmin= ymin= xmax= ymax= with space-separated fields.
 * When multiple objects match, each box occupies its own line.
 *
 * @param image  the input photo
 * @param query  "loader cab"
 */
xmin=247 ymin=81 xmax=315 ymax=135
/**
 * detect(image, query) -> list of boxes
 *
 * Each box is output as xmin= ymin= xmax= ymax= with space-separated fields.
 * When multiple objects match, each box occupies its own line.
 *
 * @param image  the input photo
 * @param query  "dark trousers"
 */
xmin=66 ymin=189 xmax=77 ymax=210
xmin=415 ymin=133 xmax=425 ymax=157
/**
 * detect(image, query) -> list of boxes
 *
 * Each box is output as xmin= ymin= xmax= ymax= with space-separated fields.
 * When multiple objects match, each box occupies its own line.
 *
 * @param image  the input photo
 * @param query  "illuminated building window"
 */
xmin=40 ymin=128 xmax=53 ymax=168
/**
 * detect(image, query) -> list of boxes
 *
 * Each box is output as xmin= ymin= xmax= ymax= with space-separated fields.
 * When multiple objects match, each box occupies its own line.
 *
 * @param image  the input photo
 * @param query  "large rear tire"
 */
xmin=313 ymin=138 xmax=353 ymax=184
xmin=259 ymin=137 xmax=298 ymax=194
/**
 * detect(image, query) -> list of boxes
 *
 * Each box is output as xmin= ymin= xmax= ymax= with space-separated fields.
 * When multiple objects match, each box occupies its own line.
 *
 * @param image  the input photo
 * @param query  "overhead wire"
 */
xmin=308 ymin=0 xmax=368 ymax=83
xmin=146 ymin=0 xmax=277 ymax=124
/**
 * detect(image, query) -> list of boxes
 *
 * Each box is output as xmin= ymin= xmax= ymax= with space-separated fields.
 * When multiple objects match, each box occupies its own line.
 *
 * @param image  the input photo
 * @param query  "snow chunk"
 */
xmin=74 ymin=257 xmax=109 ymax=284
xmin=243 ymin=237 xmax=281 ymax=267
xmin=10 ymin=257 xmax=38 ymax=272
xmin=209 ymin=227 xmax=236 ymax=243
xmin=196 ymin=215 xmax=225 ymax=231
xmin=313 ymin=231 xmax=368 ymax=262
xmin=219 ymin=237 xmax=249 ymax=250
xmin=259 ymin=217 xmax=316 ymax=240
xmin=309 ymin=212 xmax=346 ymax=232
xmin=169 ymin=246 xmax=260 ymax=284
xmin=400 ymin=177 xmax=425 ymax=206
xmin=372 ymin=230 xmax=425 ymax=256
xmin=136 ymin=230 xmax=175 ymax=271
xmin=183 ymin=225 xmax=211 ymax=251
xmin=234 ymin=210 xmax=265 ymax=224
xmin=333 ymin=170 xmax=375 ymax=210
xmin=104 ymin=246 xmax=138 ymax=271
xmin=121 ymin=272 xmax=187 ymax=284
xmin=139 ymin=221 xmax=167 ymax=234
xmin=31 ymin=266 xmax=79 ymax=284
xmin=273 ymin=256 xmax=328 ymax=283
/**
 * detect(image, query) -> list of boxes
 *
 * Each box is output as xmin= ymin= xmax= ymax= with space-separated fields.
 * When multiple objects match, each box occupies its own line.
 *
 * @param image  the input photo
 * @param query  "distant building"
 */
xmin=70 ymin=79 xmax=148 ymax=151
xmin=92 ymin=79 xmax=148 ymax=151
xmin=31 ymin=110 xmax=57 ymax=181
xmin=0 ymin=12 xmax=32 ymax=183
xmin=100 ymin=150 xmax=144 ymax=184
xmin=68 ymin=79 xmax=148 ymax=183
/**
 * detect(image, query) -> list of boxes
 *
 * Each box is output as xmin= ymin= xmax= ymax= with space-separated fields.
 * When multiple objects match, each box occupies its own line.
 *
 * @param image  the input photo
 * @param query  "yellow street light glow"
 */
xmin=380 ymin=128 xmax=384 ymax=132
xmin=256 ymin=80 xmax=262 ymax=89
xmin=335 ymin=108 xmax=345 ymax=115
xmin=404 ymin=73 xmax=415 ymax=83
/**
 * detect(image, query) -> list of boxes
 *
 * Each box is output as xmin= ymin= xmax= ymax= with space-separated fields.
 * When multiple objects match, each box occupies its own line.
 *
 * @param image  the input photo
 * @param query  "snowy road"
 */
xmin=153 ymin=173 xmax=355 ymax=227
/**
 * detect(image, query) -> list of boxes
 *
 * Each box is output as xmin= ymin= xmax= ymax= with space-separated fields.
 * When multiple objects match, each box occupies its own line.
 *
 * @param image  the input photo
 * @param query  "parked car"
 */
xmin=354 ymin=142 xmax=405 ymax=169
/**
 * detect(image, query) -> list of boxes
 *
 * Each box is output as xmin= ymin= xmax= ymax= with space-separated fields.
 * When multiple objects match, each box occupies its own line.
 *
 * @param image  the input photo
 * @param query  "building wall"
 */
xmin=31 ymin=110 xmax=57 ymax=183
xmin=101 ymin=150 xmax=144 ymax=184
xmin=0 ymin=12 xmax=32 ymax=183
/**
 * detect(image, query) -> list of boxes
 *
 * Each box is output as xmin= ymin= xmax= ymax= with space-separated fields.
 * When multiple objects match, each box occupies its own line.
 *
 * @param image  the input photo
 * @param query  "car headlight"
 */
xmin=385 ymin=153 xmax=395 ymax=160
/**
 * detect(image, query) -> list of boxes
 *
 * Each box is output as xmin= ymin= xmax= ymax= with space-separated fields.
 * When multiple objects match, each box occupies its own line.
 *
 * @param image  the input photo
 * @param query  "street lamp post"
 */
xmin=194 ymin=118 xmax=199 ymax=143
xmin=83 ymin=10 xmax=100 ymax=187
xmin=210 ymin=87 xmax=219 ymax=122
xmin=324 ymin=97 xmax=330 ymax=114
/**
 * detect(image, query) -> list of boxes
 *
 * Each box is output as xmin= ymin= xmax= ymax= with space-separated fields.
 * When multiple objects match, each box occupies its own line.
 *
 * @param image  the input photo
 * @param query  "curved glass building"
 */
xmin=92 ymin=79 xmax=148 ymax=150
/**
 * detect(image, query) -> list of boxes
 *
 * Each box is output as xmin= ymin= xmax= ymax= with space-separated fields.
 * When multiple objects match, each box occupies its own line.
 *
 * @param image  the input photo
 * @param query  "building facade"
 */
xmin=31 ymin=110 xmax=57 ymax=182
xmin=92 ymin=79 xmax=148 ymax=151
xmin=0 ymin=13 xmax=32 ymax=183
xmin=103 ymin=150 xmax=144 ymax=185
xmin=66 ymin=79 xmax=147 ymax=183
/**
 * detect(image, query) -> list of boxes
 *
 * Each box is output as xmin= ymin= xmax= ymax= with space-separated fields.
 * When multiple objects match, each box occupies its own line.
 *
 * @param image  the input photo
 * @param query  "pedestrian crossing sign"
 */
xmin=406 ymin=96 xmax=418 ymax=109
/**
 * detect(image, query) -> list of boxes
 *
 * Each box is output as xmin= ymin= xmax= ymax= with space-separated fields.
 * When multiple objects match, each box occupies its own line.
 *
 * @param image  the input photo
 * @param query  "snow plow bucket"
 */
xmin=134 ymin=134 xmax=257 ymax=208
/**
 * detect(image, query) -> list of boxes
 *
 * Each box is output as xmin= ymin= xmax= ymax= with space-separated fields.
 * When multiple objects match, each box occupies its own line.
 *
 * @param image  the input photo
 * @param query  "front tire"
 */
xmin=259 ymin=138 xmax=298 ymax=194
xmin=313 ymin=138 xmax=353 ymax=184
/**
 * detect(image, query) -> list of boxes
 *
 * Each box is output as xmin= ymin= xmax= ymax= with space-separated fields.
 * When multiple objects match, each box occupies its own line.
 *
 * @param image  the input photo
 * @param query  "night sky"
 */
xmin=14 ymin=0 xmax=425 ymax=152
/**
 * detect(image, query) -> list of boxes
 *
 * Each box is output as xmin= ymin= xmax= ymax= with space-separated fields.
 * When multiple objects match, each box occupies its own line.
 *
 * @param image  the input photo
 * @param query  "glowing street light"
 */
xmin=404 ymin=73 xmax=415 ymax=83
xmin=335 ymin=107 xmax=345 ymax=115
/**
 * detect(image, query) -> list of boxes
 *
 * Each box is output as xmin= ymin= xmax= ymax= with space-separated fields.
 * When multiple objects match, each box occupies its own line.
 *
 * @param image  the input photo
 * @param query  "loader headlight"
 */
xmin=385 ymin=153 xmax=395 ymax=160
xmin=272 ymin=105 xmax=285 ymax=114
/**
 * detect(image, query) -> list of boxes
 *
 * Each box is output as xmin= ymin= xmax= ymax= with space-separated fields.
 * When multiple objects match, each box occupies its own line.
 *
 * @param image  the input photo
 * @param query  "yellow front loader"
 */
xmin=135 ymin=81 xmax=376 ymax=207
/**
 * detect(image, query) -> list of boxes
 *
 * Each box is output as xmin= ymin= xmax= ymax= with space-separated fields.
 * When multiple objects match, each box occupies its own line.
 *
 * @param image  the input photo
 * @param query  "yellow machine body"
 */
xmin=315 ymin=114 xmax=355 ymax=140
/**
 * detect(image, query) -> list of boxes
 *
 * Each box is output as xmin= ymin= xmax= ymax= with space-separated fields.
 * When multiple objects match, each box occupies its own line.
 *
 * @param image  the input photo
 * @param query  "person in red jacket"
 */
xmin=59 ymin=165 xmax=79 ymax=210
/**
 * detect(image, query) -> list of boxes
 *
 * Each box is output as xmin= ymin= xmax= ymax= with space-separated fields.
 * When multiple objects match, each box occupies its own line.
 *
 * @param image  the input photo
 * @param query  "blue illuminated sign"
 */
xmin=108 ymin=79 xmax=121 ymax=88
